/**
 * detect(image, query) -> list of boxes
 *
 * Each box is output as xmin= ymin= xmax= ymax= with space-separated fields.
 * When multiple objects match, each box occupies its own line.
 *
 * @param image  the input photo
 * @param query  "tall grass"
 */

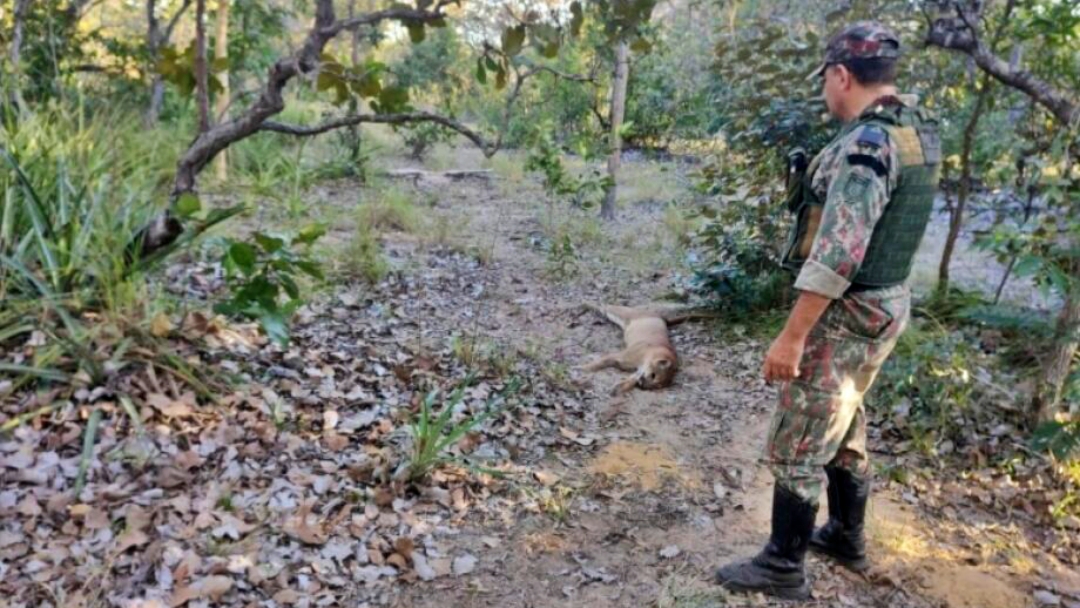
xmin=0 ymin=103 xmax=229 ymax=395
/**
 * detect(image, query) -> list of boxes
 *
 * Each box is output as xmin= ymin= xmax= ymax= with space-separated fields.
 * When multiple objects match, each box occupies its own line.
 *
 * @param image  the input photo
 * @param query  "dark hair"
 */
xmin=841 ymin=57 xmax=898 ymax=85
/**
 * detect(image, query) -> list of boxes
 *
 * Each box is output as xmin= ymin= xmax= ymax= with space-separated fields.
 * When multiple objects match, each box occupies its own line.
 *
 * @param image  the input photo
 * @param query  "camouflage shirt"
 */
xmin=793 ymin=97 xmax=911 ymax=299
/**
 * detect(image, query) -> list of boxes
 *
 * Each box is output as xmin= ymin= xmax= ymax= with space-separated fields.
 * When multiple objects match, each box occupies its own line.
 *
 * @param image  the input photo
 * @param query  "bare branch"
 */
xmin=261 ymin=111 xmax=497 ymax=155
xmin=164 ymin=0 xmax=194 ymax=43
xmin=523 ymin=64 xmax=597 ymax=84
xmin=329 ymin=6 xmax=451 ymax=36
xmin=170 ymin=0 xmax=451 ymax=196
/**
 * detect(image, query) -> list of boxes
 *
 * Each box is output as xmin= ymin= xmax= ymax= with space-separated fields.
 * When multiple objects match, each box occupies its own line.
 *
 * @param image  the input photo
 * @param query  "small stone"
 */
xmin=1034 ymin=590 xmax=1061 ymax=607
xmin=452 ymin=554 xmax=477 ymax=576
xmin=413 ymin=553 xmax=437 ymax=581
xmin=659 ymin=545 xmax=680 ymax=559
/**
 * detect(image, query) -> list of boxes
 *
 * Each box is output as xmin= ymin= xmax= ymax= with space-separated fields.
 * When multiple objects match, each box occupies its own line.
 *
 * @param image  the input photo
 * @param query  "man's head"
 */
xmin=810 ymin=21 xmax=901 ymax=121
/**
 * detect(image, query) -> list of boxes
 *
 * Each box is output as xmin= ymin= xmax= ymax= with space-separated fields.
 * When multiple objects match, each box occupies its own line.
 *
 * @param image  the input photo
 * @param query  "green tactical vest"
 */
xmin=781 ymin=99 xmax=942 ymax=289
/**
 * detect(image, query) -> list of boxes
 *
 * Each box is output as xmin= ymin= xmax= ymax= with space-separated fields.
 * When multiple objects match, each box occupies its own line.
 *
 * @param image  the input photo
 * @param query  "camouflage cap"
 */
xmin=808 ymin=21 xmax=901 ymax=80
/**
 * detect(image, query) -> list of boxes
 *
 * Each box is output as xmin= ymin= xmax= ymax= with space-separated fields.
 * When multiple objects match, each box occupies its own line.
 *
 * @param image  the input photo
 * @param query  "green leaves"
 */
xmin=372 ymin=85 xmax=411 ymax=114
xmin=157 ymin=42 xmax=227 ymax=97
xmin=215 ymin=225 xmax=326 ymax=346
xmin=475 ymin=58 xmax=487 ymax=84
xmin=502 ymin=25 xmax=526 ymax=57
xmin=226 ymin=242 xmax=258 ymax=276
xmin=317 ymin=55 xmax=389 ymax=107
xmin=406 ymin=21 xmax=426 ymax=44
xmin=570 ymin=1 xmax=584 ymax=37
xmin=174 ymin=193 xmax=202 ymax=219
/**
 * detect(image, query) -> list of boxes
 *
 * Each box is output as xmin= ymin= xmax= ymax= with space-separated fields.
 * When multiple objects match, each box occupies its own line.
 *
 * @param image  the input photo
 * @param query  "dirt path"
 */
xmin=361 ymin=167 xmax=1043 ymax=608
xmin=0 ymin=153 xmax=1069 ymax=608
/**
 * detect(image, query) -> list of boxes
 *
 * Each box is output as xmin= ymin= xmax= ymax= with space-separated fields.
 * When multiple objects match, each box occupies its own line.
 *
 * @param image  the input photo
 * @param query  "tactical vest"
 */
xmin=781 ymin=100 xmax=942 ymax=290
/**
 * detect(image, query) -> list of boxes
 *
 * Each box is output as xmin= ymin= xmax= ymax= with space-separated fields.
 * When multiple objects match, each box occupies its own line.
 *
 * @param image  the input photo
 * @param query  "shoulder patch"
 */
xmin=855 ymin=125 xmax=888 ymax=149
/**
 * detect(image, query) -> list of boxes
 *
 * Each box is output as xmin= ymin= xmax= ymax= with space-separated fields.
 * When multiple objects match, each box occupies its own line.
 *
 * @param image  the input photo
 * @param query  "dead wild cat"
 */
xmin=581 ymin=303 xmax=712 ymax=394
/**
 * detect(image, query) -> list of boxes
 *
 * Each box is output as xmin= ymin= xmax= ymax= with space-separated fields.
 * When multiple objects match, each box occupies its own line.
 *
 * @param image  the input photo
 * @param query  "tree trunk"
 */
xmin=938 ymin=75 xmax=993 ymax=293
xmin=601 ymin=41 xmax=629 ymax=222
xmin=147 ymin=77 xmax=166 ymax=125
xmin=350 ymin=0 xmax=361 ymax=65
xmin=145 ymin=0 xmax=162 ymax=125
xmin=195 ymin=0 xmax=211 ymax=133
xmin=1034 ymin=287 xmax=1080 ymax=423
xmin=10 ymin=0 xmax=31 ymax=69
xmin=213 ymin=0 xmax=231 ymax=180
xmin=9 ymin=0 xmax=32 ymax=113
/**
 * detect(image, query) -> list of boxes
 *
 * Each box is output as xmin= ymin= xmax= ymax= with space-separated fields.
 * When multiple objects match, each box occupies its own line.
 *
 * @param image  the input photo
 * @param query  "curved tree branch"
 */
xmin=129 ymin=0 xmax=453 ymax=258
xmin=170 ymin=0 xmax=451 ymax=197
xmin=257 ymin=63 xmax=595 ymax=157
xmin=262 ymin=111 xmax=499 ymax=155
xmin=925 ymin=2 xmax=1078 ymax=125
xmin=164 ymin=0 xmax=194 ymax=42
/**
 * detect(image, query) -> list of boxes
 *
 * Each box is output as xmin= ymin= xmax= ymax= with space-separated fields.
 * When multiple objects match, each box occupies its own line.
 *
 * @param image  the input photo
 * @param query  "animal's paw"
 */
xmin=610 ymin=375 xmax=638 ymax=395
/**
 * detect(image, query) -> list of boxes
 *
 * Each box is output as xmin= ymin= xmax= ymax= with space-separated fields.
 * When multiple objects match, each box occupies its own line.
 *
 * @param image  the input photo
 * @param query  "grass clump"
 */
xmin=358 ymin=188 xmax=420 ymax=234
xmin=402 ymin=376 xmax=520 ymax=482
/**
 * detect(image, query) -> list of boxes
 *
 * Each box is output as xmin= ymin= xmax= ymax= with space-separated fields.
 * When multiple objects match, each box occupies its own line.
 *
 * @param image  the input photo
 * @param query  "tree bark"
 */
xmin=213 ymin=0 xmax=231 ymax=180
xmin=145 ymin=0 xmax=191 ymax=125
xmin=938 ymin=74 xmax=993 ymax=293
xmin=601 ymin=41 xmax=629 ymax=222
xmin=145 ymin=0 xmax=162 ymax=125
xmin=8 ymin=0 xmax=32 ymax=113
xmin=194 ymin=0 xmax=210 ymax=133
xmin=350 ymin=0 xmax=361 ymax=65
xmin=10 ymin=0 xmax=32 ymax=69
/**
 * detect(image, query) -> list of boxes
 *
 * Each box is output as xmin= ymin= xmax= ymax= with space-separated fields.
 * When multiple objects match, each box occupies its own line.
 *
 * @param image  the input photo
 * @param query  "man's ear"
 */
xmin=837 ymin=64 xmax=854 ymax=91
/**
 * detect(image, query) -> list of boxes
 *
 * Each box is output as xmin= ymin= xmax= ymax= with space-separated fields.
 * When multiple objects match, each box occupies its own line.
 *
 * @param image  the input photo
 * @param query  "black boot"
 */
xmin=809 ymin=466 xmax=870 ymax=572
xmin=715 ymin=484 xmax=817 ymax=601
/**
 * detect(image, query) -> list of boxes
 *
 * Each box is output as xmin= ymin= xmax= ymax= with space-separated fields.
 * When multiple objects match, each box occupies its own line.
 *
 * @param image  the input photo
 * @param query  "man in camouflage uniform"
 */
xmin=715 ymin=22 xmax=941 ymax=601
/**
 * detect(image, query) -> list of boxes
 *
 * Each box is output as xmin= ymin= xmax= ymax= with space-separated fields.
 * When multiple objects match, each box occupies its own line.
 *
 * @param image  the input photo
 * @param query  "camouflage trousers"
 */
xmin=764 ymin=285 xmax=911 ymax=504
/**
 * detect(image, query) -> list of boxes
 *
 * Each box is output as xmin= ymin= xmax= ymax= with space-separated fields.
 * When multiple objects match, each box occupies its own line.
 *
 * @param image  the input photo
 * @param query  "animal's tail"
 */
xmin=648 ymin=304 xmax=722 ymax=326
xmin=583 ymin=302 xmax=720 ymax=328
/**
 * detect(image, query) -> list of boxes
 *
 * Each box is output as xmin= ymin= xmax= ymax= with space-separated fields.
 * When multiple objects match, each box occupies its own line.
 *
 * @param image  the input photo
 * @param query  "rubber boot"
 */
xmin=809 ymin=466 xmax=870 ymax=572
xmin=714 ymin=484 xmax=818 ymax=601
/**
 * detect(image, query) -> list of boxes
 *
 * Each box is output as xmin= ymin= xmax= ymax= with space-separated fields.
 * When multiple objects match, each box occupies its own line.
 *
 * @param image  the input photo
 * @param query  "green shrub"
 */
xmin=214 ymin=225 xmax=326 ymax=346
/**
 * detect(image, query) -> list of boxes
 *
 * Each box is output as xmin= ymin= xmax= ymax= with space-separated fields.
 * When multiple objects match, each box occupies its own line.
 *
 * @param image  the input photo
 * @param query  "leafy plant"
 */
xmin=871 ymin=327 xmax=984 ymax=453
xmin=403 ymin=376 xmax=521 ymax=482
xmin=525 ymin=126 xmax=611 ymax=209
xmin=1031 ymin=419 xmax=1080 ymax=462
xmin=397 ymin=120 xmax=455 ymax=160
xmin=546 ymin=233 xmax=580 ymax=279
xmin=214 ymin=225 xmax=326 ymax=345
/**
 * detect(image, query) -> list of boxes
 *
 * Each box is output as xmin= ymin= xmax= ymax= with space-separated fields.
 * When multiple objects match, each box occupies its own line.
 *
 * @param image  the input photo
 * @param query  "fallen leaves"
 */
xmin=170 ymin=575 xmax=234 ymax=607
xmin=283 ymin=501 xmax=329 ymax=546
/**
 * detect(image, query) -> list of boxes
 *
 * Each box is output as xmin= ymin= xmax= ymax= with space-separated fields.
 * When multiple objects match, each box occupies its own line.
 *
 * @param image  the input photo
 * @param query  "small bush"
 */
xmin=358 ymin=188 xmax=419 ymax=233
xmin=214 ymin=225 xmax=326 ymax=346
xmin=342 ymin=221 xmax=390 ymax=284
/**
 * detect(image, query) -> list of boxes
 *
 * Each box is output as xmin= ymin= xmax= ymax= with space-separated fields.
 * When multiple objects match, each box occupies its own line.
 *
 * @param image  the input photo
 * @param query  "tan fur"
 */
xmin=582 ymin=303 xmax=680 ymax=395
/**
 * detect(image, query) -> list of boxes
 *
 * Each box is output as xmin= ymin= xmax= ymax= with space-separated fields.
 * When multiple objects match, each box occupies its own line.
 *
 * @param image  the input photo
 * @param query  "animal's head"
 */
xmin=638 ymin=352 xmax=677 ymax=389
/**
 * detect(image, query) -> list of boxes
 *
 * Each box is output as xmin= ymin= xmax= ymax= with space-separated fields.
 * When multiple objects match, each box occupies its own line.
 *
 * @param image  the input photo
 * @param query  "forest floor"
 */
xmin=2 ymin=142 xmax=1078 ymax=608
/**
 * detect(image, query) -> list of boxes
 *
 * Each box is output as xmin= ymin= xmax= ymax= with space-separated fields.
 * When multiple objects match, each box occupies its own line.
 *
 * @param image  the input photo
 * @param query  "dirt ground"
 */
xmin=304 ymin=150 xmax=1074 ymax=608
xmin=5 ymin=144 xmax=1076 ymax=608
